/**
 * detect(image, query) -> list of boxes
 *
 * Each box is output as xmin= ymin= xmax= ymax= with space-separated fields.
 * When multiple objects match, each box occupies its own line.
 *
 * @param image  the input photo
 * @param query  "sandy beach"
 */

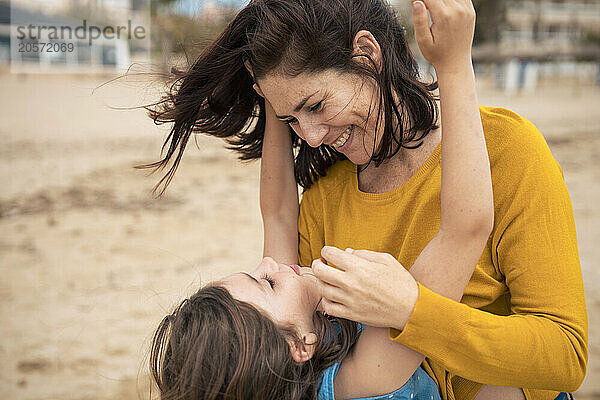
xmin=0 ymin=71 xmax=598 ymax=399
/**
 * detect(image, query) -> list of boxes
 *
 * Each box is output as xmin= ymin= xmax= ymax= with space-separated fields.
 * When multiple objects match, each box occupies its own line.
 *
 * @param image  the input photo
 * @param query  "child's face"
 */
xmin=220 ymin=257 xmax=322 ymax=334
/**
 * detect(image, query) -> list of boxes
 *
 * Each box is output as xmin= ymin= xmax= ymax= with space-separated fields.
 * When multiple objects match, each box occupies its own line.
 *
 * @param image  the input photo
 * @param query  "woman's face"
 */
xmin=220 ymin=257 xmax=322 ymax=334
xmin=257 ymin=69 xmax=384 ymax=165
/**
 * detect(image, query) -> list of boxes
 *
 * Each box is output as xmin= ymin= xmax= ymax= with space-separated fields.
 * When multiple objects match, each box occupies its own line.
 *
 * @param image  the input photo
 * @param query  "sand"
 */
xmin=0 ymin=71 xmax=598 ymax=400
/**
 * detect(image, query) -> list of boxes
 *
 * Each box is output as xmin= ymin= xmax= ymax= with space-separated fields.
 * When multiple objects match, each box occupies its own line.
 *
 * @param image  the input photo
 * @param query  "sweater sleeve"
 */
xmin=389 ymin=126 xmax=588 ymax=391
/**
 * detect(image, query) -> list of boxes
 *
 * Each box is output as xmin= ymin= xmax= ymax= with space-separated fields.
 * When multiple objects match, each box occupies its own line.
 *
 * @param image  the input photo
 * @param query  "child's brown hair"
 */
xmin=150 ymin=284 xmax=358 ymax=400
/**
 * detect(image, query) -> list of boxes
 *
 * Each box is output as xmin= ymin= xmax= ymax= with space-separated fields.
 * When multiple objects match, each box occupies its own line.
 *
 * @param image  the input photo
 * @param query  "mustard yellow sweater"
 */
xmin=297 ymin=106 xmax=588 ymax=400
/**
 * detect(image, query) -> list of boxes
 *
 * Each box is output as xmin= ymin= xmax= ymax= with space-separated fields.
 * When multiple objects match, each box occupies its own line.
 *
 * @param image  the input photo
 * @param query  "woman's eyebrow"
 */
xmin=275 ymin=90 xmax=320 ymax=119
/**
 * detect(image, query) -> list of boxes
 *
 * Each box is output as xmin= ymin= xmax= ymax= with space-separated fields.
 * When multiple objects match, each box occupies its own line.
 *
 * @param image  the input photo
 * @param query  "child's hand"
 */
xmin=411 ymin=0 xmax=476 ymax=74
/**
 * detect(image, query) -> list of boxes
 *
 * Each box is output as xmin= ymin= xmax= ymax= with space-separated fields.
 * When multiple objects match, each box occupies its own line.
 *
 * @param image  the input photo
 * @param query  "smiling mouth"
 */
xmin=288 ymin=264 xmax=300 ymax=275
xmin=331 ymin=125 xmax=354 ymax=149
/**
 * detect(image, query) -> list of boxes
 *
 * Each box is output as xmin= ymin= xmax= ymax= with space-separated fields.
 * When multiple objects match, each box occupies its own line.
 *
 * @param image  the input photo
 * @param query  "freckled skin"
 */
xmin=257 ymin=70 xmax=387 ymax=165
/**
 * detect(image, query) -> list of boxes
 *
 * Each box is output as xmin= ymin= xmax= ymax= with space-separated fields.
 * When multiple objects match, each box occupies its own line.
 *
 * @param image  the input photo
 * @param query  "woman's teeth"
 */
xmin=332 ymin=126 xmax=353 ymax=149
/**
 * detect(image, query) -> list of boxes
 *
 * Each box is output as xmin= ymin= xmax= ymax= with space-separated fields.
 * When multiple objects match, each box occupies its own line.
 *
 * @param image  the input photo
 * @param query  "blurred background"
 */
xmin=0 ymin=0 xmax=598 ymax=399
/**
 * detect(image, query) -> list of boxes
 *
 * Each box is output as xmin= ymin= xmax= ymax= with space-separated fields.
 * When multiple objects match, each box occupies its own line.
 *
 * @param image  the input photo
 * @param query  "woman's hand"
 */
xmin=312 ymin=246 xmax=419 ymax=330
xmin=411 ymin=0 xmax=476 ymax=73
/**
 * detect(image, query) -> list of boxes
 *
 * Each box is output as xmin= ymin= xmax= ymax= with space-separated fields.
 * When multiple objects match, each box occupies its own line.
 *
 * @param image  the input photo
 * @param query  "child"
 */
xmin=150 ymin=1 xmax=556 ymax=399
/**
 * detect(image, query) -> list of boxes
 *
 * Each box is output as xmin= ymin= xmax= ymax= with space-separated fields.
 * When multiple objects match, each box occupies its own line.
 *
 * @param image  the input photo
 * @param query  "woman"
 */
xmin=143 ymin=0 xmax=587 ymax=398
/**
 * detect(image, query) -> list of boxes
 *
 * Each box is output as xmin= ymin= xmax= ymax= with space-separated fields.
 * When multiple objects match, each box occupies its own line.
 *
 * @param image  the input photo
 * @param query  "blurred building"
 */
xmin=483 ymin=0 xmax=600 ymax=92
xmin=395 ymin=0 xmax=600 ymax=91
xmin=492 ymin=0 xmax=600 ymax=91
xmin=0 ymin=3 xmax=9 ymax=64
xmin=2 ymin=0 xmax=150 ymax=73
xmin=11 ymin=0 xmax=134 ymax=22
xmin=502 ymin=0 xmax=600 ymax=51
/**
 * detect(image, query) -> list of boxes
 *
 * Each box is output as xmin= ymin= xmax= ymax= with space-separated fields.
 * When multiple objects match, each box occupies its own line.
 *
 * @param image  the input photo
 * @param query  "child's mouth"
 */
xmin=288 ymin=264 xmax=300 ymax=275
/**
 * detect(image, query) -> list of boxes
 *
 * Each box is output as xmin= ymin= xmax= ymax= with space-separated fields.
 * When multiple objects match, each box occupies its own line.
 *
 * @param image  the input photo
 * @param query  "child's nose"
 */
xmin=259 ymin=257 xmax=280 ymax=273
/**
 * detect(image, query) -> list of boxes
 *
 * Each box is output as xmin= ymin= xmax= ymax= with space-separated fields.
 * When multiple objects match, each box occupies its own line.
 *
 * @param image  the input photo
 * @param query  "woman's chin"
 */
xmin=343 ymin=151 xmax=371 ymax=166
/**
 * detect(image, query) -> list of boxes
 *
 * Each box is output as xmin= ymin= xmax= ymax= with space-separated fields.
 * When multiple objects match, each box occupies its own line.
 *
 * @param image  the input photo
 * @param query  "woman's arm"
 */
xmin=313 ymin=114 xmax=587 ymax=393
xmin=389 ymin=154 xmax=587 ymax=391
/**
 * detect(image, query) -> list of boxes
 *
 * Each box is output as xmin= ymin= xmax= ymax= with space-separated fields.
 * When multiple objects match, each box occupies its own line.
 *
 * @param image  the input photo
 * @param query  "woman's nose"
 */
xmin=298 ymin=121 xmax=328 ymax=148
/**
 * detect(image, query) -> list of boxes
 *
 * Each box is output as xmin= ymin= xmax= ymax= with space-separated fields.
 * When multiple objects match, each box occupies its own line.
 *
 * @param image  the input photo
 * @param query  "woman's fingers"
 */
xmin=320 ymin=246 xmax=367 ymax=272
xmin=324 ymin=247 xmax=402 ymax=270
xmin=320 ymin=297 xmax=350 ymax=320
xmin=313 ymin=246 xmax=419 ymax=328
xmin=350 ymin=249 xmax=399 ymax=266
xmin=318 ymin=279 xmax=347 ymax=304
xmin=411 ymin=1 xmax=434 ymax=55
xmin=311 ymin=258 xmax=346 ymax=287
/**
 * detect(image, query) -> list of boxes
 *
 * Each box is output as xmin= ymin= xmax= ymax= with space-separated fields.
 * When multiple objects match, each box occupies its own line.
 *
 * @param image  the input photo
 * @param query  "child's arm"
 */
xmin=327 ymin=0 xmax=494 ymax=396
xmin=408 ymin=0 xmax=494 ymax=301
xmin=244 ymin=60 xmax=300 ymax=265
xmin=259 ymin=95 xmax=300 ymax=265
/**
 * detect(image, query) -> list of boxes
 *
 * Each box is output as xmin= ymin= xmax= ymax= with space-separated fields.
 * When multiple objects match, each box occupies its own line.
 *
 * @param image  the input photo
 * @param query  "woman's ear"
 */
xmin=289 ymin=332 xmax=318 ymax=363
xmin=352 ymin=30 xmax=382 ymax=72
xmin=244 ymin=60 xmax=255 ymax=80
xmin=243 ymin=60 xmax=265 ymax=97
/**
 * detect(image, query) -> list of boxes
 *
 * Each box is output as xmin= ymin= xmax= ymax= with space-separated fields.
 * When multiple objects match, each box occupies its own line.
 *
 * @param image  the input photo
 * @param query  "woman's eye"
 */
xmin=262 ymin=274 xmax=276 ymax=289
xmin=309 ymin=101 xmax=323 ymax=113
xmin=282 ymin=101 xmax=322 ymax=125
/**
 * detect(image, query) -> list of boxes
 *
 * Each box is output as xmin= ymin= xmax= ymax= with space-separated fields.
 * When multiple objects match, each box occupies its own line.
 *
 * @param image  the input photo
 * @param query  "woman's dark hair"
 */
xmin=140 ymin=0 xmax=438 ymax=195
xmin=150 ymin=284 xmax=358 ymax=400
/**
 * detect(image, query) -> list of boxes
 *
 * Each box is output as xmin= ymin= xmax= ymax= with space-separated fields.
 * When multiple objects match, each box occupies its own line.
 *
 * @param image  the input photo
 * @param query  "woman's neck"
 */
xmin=358 ymin=125 xmax=441 ymax=193
xmin=357 ymin=98 xmax=441 ymax=193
